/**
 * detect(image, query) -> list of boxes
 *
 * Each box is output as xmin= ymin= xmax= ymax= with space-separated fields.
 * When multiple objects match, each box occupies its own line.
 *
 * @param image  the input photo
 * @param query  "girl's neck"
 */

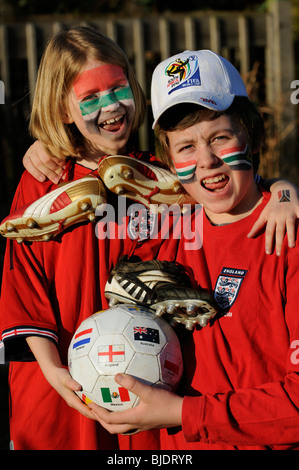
xmin=76 ymin=143 xmax=127 ymax=170
xmin=75 ymin=155 xmax=100 ymax=170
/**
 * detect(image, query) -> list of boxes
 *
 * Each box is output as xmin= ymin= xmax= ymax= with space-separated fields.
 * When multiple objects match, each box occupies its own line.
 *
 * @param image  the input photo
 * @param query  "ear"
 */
xmin=62 ymin=113 xmax=74 ymax=124
xmin=61 ymin=100 xmax=74 ymax=124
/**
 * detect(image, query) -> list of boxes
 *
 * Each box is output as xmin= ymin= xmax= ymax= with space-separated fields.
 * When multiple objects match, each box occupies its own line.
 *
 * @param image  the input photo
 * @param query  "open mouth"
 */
xmin=100 ymin=115 xmax=124 ymax=132
xmin=201 ymin=174 xmax=229 ymax=192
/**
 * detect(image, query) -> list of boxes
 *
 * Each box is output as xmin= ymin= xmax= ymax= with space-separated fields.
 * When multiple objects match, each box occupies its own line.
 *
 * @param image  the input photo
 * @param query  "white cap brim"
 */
xmin=152 ymin=91 xmax=235 ymax=128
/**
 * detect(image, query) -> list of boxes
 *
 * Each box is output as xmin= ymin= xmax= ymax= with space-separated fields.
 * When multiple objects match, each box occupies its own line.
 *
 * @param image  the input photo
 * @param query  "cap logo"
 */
xmin=165 ymin=55 xmax=201 ymax=95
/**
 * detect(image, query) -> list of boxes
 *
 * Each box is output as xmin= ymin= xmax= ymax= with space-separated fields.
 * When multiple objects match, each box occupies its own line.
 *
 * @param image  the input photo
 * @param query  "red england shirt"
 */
xmin=0 ymin=151 xmax=161 ymax=450
xmin=155 ymin=190 xmax=299 ymax=449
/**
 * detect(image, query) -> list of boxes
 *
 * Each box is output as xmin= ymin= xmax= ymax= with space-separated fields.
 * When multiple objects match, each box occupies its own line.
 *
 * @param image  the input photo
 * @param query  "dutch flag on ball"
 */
xmin=72 ymin=328 xmax=93 ymax=349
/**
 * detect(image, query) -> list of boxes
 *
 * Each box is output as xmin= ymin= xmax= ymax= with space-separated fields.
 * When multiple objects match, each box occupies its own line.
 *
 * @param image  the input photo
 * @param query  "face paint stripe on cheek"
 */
xmin=219 ymin=142 xmax=247 ymax=158
xmin=173 ymin=159 xmax=197 ymax=182
xmin=219 ymin=143 xmax=252 ymax=169
xmin=79 ymin=86 xmax=134 ymax=117
xmin=79 ymin=97 xmax=101 ymax=117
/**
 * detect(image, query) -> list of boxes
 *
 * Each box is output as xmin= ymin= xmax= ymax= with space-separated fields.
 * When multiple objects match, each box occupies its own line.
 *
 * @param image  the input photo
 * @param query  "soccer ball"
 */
xmin=68 ymin=304 xmax=183 ymax=411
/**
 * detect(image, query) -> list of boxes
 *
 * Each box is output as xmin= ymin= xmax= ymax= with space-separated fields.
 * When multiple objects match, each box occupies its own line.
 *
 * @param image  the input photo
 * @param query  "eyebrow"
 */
xmin=76 ymin=79 xmax=128 ymax=100
xmin=171 ymin=127 xmax=237 ymax=150
xmin=171 ymin=137 xmax=195 ymax=151
xmin=208 ymin=127 xmax=236 ymax=140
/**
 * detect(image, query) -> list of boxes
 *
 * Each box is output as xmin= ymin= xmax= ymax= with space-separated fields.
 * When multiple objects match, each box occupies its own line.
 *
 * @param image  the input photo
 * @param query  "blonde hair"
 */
xmin=29 ymin=26 xmax=146 ymax=159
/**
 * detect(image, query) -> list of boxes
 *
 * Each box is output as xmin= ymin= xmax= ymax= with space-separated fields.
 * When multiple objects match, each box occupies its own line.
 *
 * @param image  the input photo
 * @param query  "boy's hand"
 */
xmin=88 ymin=373 xmax=183 ymax=435
xmin=23 ymin=140 xmax=66 ymax=184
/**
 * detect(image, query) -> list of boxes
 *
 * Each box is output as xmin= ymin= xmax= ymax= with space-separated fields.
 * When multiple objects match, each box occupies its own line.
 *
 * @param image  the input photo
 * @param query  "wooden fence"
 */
xmin=0 ymin=0 xmax=297 ymax=220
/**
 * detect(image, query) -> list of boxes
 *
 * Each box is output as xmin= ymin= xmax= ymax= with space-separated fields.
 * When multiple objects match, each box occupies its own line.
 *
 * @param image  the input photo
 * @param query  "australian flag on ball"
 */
xmin=134 ymin=326 xmax=160 ymax=344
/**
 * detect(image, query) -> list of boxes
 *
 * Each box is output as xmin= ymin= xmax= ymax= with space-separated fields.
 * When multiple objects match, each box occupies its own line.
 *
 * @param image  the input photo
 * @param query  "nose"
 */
xmin=198 ymin=145 xmax=220 ymax=169
xmin=101 ymin=91 xmax=120 ymax=112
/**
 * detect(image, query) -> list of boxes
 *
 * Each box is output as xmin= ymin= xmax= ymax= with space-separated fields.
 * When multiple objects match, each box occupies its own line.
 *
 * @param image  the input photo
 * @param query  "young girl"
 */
xmin=0 ymin=25 xmax=161 ymax=450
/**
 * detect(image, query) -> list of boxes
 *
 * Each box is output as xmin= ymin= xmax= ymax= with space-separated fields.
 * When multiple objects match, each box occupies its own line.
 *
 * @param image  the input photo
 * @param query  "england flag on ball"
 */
xmin=98 ymin=344 xmax=125 ymax=363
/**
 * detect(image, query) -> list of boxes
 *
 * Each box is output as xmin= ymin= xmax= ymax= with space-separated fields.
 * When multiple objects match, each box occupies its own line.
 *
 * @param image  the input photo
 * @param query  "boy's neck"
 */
xmin=204 ymin=183 xmax=263 ymax=225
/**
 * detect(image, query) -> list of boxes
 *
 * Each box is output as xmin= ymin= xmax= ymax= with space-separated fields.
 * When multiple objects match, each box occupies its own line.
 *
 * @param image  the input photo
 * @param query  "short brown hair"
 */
xmin=154 ymin=97 xmax=265 ymax=173
xmin=29 ymin=26 xmax=146 ymax=159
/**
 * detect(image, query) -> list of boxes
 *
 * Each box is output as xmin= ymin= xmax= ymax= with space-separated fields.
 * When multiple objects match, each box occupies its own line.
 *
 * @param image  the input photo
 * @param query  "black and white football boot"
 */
xmin=105 ymin=257 xmax=218 ymax=330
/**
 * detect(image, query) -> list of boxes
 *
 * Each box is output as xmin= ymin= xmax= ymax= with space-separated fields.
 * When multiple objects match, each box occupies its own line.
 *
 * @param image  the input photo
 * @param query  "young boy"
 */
xmin=89 ymin=50 xmax=299 ymax=450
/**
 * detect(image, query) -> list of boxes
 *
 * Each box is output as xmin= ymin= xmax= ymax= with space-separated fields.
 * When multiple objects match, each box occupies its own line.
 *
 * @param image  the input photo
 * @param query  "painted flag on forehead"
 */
xmin=72 ymin=328 xmax=93 ymax=349
xmin=134 ymin=326 xmax=160 ymax=344
xmin=101 ymin=386 xmax=131 ymax=403
xmin=98 ymin=344 xmax=125 ymax=363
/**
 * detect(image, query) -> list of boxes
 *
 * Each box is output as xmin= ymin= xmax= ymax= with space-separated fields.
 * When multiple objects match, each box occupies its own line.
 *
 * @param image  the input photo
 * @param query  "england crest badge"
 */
xmin=214 ymin=267 xmax=247 ymax=310
xmin=127 ymin=204 xmax=158 ymax=242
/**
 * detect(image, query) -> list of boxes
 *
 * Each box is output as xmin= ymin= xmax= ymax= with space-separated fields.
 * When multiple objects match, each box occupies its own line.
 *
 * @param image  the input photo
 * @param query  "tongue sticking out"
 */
xmin=202 ymin=175 xmax=229 ymax=192
xmin=101 ymin=116 xmax=124 ymax=132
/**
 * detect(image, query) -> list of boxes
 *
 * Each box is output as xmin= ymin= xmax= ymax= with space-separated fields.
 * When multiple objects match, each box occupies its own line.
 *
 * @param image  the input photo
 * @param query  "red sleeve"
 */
xmin=9 ymin=170 xmax=55 ymax=211
xmin=0 ymin=172 xmax=59 ymax=360
xmin=181 ymin=246 xmax=299 ymax=447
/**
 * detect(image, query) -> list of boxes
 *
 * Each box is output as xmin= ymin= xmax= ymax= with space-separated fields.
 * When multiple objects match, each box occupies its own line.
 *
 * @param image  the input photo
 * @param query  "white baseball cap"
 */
xmin=151 ymin=49 xmax=248 ymax=128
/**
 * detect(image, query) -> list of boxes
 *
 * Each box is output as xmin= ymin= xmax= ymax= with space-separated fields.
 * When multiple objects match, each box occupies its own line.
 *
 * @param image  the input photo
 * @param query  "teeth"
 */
xmin=202 ymin=174 xmax=226 ymax=185
xmin=101 ymin=115 xmax=122 ymax=126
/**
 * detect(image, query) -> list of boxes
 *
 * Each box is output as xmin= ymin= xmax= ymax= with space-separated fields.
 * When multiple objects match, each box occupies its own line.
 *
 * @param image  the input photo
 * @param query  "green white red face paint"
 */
xmin=172 ymin=142 xmax=252 ymax=182
xmin=78 ymin=86 xmax=133 ymax=118
xmin=73 ymin=64 xmax=134 ymax=124
xmin=219 ymin=143 xmax=252 ymax=170
xmin=173 ymin=160 xmax=197 ymax=182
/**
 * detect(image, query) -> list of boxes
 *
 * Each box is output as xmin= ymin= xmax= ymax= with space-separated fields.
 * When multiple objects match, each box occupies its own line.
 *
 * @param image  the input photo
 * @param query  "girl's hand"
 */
xmin=23 ymin=140 xmax=66 ymax=184
xmin=88 ymin=373 xmax=183 ymax=435
xmin=248 ymin=182 xmax=299 ymax=255
xmin=47 ymin=365 xmax=97 ymax=420
xmin=26 ymin=336 xmax=96 ymax=419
